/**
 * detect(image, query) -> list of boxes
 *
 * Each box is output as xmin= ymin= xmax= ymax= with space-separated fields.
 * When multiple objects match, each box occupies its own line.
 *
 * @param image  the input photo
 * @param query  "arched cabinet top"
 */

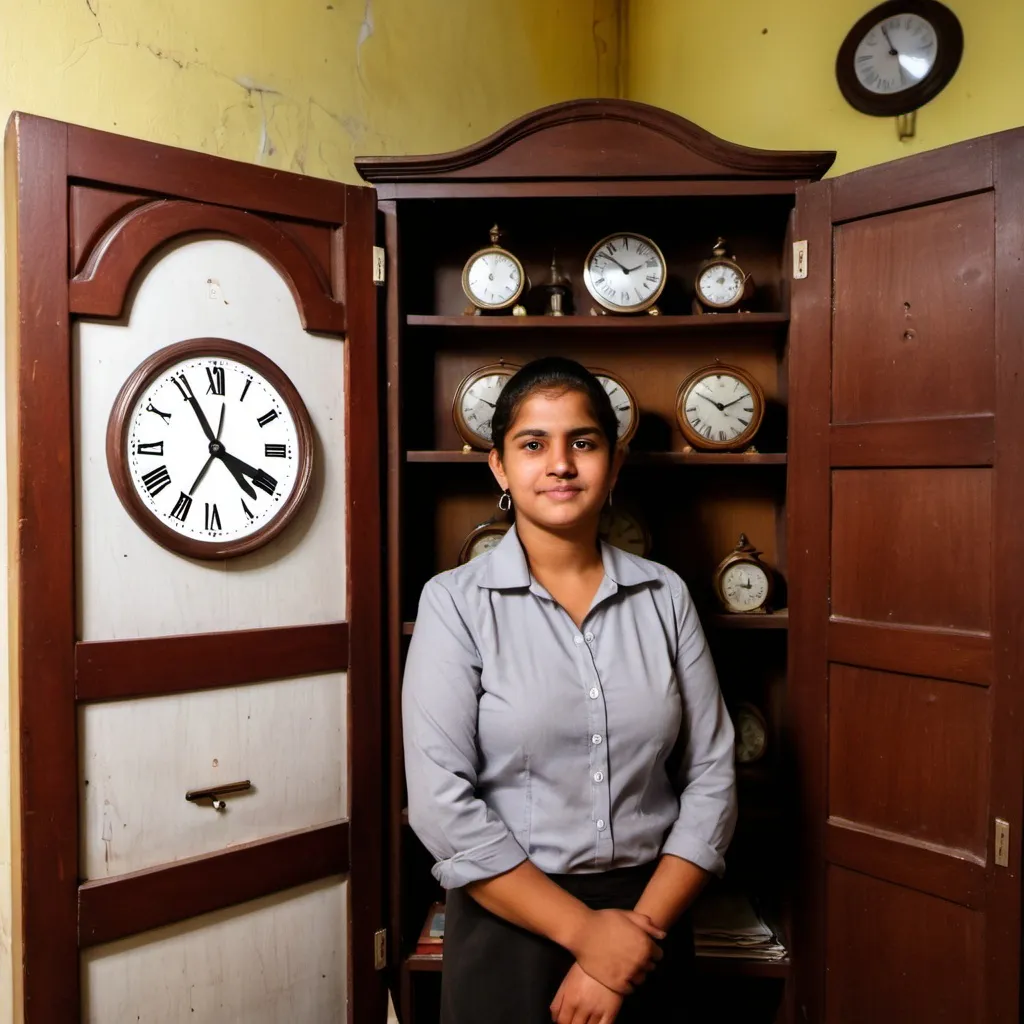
xmin=356 ymin=98 xmax=835 ymax=185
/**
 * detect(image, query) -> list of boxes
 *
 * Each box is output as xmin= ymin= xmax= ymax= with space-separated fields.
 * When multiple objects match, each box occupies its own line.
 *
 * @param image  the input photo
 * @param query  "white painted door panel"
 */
xmin=80 ymin=672 xmax=348 ymax=879
xmin=82 ymin=877 xmax=348 ymax=1023
xmin=75 ymin=239 xmax=347 ymax=642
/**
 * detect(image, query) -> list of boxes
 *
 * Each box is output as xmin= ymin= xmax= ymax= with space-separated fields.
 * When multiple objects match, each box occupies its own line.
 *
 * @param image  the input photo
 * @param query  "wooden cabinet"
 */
xmin=357 ymin=102 xmax=1024 ymax=1024
xmin=7 ymin=101 xmax=1022 ymax=1024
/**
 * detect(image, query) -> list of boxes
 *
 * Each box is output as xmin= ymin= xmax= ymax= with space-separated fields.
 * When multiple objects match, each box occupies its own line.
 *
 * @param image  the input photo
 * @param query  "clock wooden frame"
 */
xmin=106 ymin=336 xmax=315 ymax=560
xmin=583 ymin=231 xmax=666 ymax=314
xmin=599 ymin=504 xmax=652 ymax=558
xmin=675 ymin=362 xmax=766 ymax=451
xmin=835 ymin=0 xmax=964 ymax=117
xmin=451 ymin=361 xmax=520 ymax=450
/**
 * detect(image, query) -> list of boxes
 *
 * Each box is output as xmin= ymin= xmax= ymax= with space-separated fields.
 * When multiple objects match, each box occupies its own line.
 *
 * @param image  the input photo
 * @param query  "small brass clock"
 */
xmin=675 ymin=363 xmax=765 ymax=451
xmin=462 ymin=225 xmax=527 ymax=314
xmin=583 ymin=232 xmax=666 ymax=315
xmin=459 ymin=518 xmax=512 ymax=564
xmin=713 ymin=534 xmax=774 ymax=615
xmin=452 ymin=361 xmax=521 ymax=450
xmin=693 ymin=238 xmax=753 ymax=314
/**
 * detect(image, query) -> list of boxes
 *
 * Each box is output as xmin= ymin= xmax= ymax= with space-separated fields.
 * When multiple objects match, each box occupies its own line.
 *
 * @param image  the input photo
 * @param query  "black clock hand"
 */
xmin=218 ymin=456 xmax=257 ymax=499
xmin=695 ymin=391 xmax=726 ymax=412
xmin=186 ymin=395 xmax=217 ymax=443
xmin=721 ymin=395 xmax=751 ymax=409
xmin=880 ymin=24 xmax=898 ymax=56
xmin=597 ymin=254 xmax=632 ymax=274
xmin=218 ymin=450 xmax=262 ymax=481
xmin=187 ymin=404 xmax=226 ymax=495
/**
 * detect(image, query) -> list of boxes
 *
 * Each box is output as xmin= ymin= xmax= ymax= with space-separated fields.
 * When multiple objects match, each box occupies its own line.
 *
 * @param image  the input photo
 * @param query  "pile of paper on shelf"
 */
xmin=692 ymin=890 xmax=789 ymax=961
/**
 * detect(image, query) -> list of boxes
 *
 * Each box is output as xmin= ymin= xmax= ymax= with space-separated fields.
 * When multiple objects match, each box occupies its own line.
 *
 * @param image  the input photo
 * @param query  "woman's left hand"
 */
xmin=550 ymin=962 xmax=624 ymax=1024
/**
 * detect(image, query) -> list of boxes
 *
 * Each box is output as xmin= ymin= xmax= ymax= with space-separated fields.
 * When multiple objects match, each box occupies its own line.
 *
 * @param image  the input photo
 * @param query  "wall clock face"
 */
xmin=452 ymin=362 xmax=520 ymax=450
xmin=591 ymin=369 xmax=639 ymax=446
xmin=836 ymin=1 xmax=963 ymax=117
xmin=107 ymin=338 xmax=314 ymax=559
xmin=675 ymin=363 xmax=765 ymax=451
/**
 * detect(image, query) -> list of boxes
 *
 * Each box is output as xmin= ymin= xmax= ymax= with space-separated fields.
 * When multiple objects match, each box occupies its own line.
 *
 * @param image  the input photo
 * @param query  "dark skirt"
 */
xmin=440 ymin=861 xmax=695 ymax=1024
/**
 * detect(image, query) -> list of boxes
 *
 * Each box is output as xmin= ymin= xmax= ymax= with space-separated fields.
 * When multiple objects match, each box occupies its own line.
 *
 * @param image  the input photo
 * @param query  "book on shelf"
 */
xmin=414 ymin=901 xmax=446 ymax=957
xmin=692 ymin=890 xmax=788 ymax=962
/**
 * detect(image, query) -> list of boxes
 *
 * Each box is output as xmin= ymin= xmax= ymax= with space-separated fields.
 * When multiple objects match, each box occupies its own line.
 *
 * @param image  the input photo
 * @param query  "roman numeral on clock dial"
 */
xmin=257 ymin=409 xmax=279 ymax=428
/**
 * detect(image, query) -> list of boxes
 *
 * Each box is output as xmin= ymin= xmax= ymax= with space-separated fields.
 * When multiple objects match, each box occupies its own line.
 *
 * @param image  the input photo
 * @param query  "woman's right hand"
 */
xmin=569 ymin=908 xmax=665 ymax=994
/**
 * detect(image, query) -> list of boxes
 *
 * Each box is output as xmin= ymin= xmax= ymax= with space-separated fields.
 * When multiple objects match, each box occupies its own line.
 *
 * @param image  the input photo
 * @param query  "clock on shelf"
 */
xmin=714 ymin=534 xmax=774 ymax=615
xmin=452 ymin=361 xmax=521 ymax=450
xmin=106 ymin=337 xmax=314 ymax=560
xmin=458 ymin=518 xmax=512 ymax=564
xmin=583 ymin=232 xmax=666 ymax=316
xmin=733 ymin=701 xmax=768 ymax=765
xmin=675 ymin=363 xmax=765 ymax=452
xmin=462 ymin=225 xmax=528 ymax=315
xmin=590 ymin=367 xmax=639 ymax=446
xmin=599 ymin=504 xmax=651 ymax=558
xmin=693 ymin=238 xmax=754 ymax=314
xmin=836 ymin=0 xmax=963 ymax=117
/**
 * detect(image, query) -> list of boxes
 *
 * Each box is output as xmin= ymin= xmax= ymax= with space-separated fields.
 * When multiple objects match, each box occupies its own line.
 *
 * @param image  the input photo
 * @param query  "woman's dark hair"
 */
xmin=491 ymin=357 xmax=619 ymax=457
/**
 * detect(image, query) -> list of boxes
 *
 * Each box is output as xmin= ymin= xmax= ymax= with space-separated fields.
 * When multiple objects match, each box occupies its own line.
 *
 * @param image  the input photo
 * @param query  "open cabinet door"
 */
xmin=789 ymin=130 xmax=1024 ymax=1022
xmin=6 ymin=114 xmax=385 ymax=1022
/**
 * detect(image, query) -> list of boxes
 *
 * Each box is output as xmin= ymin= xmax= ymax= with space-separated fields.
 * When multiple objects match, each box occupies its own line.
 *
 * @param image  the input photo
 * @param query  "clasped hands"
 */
xmin=550 ymin=908 xmax=665 ymax=1024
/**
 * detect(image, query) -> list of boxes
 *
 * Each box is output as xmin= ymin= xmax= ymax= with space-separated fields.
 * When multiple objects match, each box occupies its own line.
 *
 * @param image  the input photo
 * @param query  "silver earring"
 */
xmin=498 ymin=490 xmax=512 ymax=512
xmin=607 ymin=490 xmax=613 ymax=508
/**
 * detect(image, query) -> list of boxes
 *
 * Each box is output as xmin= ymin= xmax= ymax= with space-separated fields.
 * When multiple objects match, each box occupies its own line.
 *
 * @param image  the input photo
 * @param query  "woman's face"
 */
xmin=488 ymin=387 xmax=622 ymax=536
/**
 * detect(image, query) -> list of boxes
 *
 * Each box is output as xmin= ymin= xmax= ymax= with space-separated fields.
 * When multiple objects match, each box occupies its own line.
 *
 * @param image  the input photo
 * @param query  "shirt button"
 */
xmin=584 ymin=632 xmax=595 ymax=643
xmin=597 ymin=819 xmax=606 ymax=830
xmin=592 ymin=734 xmax=603 ymax=745
xmin=589 ymin=687 xmax=600 ymax=700
xmin=594 ymin=771 xmax=604 ymax=783
xmin=573 ymin=635 xmax=583 ymax=645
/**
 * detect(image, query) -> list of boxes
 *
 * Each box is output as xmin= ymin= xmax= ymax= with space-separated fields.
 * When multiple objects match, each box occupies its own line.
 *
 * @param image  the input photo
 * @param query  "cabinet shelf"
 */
xmin=406 ymin=313 xmax=789 ymax=334
xmin=406 ymin=450 xmax=786 ymax=466
xmin=404 ymin=950 xmax=790 ymax=978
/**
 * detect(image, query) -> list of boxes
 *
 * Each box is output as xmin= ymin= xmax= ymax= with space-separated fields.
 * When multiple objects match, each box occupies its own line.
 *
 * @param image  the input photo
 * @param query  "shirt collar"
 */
xmin=478 ymin=523 xmax=659 ymax=590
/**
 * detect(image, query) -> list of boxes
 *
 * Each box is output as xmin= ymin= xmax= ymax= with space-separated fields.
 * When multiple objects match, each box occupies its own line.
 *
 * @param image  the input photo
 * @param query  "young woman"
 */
xmin=403 ymin=357 xmax=737 ymax=1024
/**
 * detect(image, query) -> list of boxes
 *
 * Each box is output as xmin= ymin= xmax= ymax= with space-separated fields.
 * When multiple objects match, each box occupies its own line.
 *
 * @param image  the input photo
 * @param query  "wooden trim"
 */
xmin=66 ymin=117 xmax=346 ymax=223
xmin=78 ymin=821 xmax=350 ymax=947
xmin=786 ymin=178 xmax=834 ymax=1023
xmin=5 ymin=112 xmax=81 ymax=1020
xmin=374 ymin=179 xmax=804 ymax=200
xmin=826 ymin=818 xmax=985 ymax=909
xmin=69 ymin=199 xmax=346 ymax=333
xmin=828 ymin=618 xmax=993 ymax=687
xmin=830 ymin=135 xmax=993 ymax=224
xmin=342 ymin=185 xmax=387 ymax=1024
xmin=76 ymin=622 xmax=349 ymax=701
xmin=988 ymin=129 xmax=1024 ymax=1021
xmin=406 ymin=312 xmax=789 ymax=332
xmin=355 ymin=98 xmax=835 ymax=183
xmin=830 ymin=415 xmax=995 ymax=468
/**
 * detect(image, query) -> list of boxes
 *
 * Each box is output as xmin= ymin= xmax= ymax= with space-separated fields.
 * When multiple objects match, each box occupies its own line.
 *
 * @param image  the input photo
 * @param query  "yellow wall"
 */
xmin=0 ymin=2 xmax=620 ymax=1020
xmin=627 ymin=0 xmax=1024 ymax=176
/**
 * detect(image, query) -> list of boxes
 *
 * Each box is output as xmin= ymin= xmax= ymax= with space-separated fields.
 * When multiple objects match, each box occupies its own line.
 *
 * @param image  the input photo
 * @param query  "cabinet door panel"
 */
xmin=791 ymin=129 xmax=1024 ymax=1024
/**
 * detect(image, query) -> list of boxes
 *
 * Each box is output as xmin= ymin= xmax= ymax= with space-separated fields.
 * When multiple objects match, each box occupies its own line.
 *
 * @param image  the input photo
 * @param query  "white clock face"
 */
xmin=458 ymin=371 xmax=513 ymax=446
xmin=465 ymin=250 xmax=523 ymax=308
xmin=595 ymin=374 xmax=636 ymax=442
xmin=855 ymin=14 xmax=936 ymax=94
xmin=682 ymin=372 xmax=757 ymax=446
xmin=735 ymin=705 xmax=767 ymax=763
xmin=585 ymin=234 xmax=665 ymax=312
xmin=698 ymin=262 xmax=743 ymax=307
xmin=125 ymin=354 xmax=302 ymax=544
xmin=721 ymin=563 xmax=770 ymax=612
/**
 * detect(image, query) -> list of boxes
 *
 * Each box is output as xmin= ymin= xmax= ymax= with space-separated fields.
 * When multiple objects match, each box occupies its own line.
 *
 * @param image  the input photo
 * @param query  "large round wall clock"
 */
xmin=106 ymin=337 xmax=314 ymax=559
xmin=836 ymin=1 xmax=963 ymax=117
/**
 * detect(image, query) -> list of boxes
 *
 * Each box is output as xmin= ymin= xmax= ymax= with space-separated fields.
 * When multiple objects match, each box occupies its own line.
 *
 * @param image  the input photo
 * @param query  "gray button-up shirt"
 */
xmin=402 ymin=525 xmax=737 ymax=890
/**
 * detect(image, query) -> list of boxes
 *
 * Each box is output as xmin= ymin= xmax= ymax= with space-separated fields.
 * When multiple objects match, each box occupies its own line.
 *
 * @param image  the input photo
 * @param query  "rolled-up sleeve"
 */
xmin=660 ymin=581 xmax=738 ymax=877
xmin=402 ymin=578 xmax=529 ymax=889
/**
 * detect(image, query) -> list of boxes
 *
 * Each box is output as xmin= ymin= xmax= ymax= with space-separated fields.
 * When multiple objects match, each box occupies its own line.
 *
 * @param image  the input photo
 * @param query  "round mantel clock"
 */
xmin=107 ymin=338 xmax=314 ymax=560
xmin=583 ymin=232 xmax=666 ymax=315
xmin=713 ymin=534 xmax=774 ymax=615
xmin=675 ymin=362 xmax=765 ymax=452
xmin=836 ymin=0 xmax=963 ymax=117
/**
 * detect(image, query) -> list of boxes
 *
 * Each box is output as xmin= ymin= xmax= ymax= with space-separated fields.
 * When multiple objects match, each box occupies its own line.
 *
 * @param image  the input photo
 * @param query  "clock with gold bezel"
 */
xmin=462 ymin=225 xmax=527 ymax=314
xmin=675 ymin=362 xmax=765 ymax=452
xmin=693 ymin=238 xmax=754 ymax=314
xmin=452 ymin=361 xmax=521 ymax=450
xmin=583 ymin=232 xmax=666 ymax=315
xmin=713 ymin=534 xmax=774 ymax=615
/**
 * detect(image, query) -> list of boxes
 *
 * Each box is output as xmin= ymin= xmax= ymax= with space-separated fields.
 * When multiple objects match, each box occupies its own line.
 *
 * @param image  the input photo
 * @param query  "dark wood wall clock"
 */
xmin=836 ymin=1 xmax=964 ymax=116
xmin=107 ymin=337 xmax=315 ymax=559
